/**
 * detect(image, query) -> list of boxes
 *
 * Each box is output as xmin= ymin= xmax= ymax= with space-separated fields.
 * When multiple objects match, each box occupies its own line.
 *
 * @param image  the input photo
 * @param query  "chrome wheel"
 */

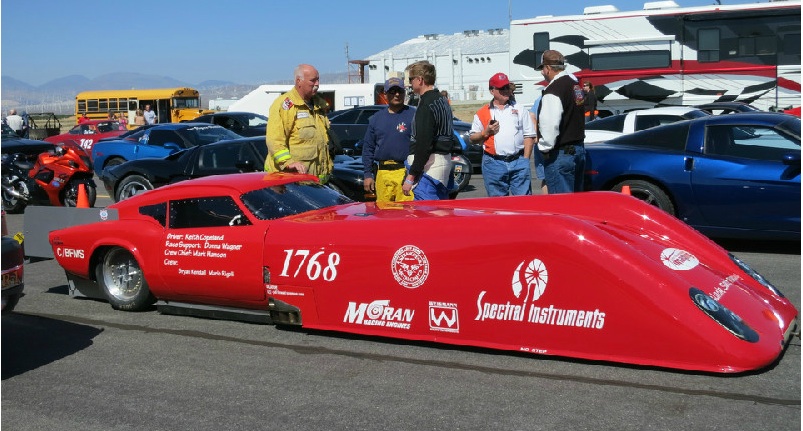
xmin=97 ymin=247 xmax=154 ymax=310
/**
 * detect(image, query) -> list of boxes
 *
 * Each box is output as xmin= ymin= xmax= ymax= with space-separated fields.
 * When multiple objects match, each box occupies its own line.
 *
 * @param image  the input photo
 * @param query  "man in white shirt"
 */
xmin=469 ymin=73 xmax=535 ymax=196
xmin=143 ymin=105 xmax=157 ymax=125
xmin=5 ymin=109 xmax=24 ymax=136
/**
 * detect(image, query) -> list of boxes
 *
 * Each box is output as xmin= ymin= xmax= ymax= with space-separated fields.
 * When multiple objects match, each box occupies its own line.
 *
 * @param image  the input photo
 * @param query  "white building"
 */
xmin=365 ymin=29 xmax=509 ymax=102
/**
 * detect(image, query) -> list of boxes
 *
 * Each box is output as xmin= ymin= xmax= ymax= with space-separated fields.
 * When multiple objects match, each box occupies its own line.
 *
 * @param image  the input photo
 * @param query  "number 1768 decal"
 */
xmin=280 ymin=249 xmax=341 ymax=281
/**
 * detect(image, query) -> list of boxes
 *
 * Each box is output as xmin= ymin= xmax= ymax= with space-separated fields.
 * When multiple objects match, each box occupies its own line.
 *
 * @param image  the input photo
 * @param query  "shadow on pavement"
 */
xmin=2 ymin=312 xmax=103 ymax=380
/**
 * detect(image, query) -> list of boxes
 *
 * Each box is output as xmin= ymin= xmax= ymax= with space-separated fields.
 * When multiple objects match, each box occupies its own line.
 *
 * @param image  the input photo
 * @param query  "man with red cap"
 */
xmin=469 ymin=72 xmax=535 ymax=196
xmin=536 ymin=49 xmax=586 ymax=193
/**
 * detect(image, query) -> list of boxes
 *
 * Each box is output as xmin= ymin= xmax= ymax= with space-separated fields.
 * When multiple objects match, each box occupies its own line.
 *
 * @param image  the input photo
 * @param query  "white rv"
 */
xmin=509 ymin=0 xmax=801 ymax=114
xmin=227 ymin=83 xmax=386 ymax=116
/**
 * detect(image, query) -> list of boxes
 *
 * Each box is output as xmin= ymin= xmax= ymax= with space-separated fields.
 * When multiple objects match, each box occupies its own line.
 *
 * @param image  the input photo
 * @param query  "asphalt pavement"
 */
xmin=2 ymin=173 xmax=800 ymax=431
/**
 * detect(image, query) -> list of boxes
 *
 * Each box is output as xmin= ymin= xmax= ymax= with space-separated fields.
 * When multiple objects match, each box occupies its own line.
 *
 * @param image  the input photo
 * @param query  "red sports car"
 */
xmin=41 ymin=172 xmax=798 ymax=373
xmin=45 ymin=120 xmax=125 ymax=153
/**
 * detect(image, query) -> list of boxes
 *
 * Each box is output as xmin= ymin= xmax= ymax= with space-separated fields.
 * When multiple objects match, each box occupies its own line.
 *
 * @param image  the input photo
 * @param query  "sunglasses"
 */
xmin=491 ymin=86 xmax=510 ymax=91
xmin=387 ymin=88 xmax=404 ymax=95
xmin=408 ymin=76 xmax=420 ymax=84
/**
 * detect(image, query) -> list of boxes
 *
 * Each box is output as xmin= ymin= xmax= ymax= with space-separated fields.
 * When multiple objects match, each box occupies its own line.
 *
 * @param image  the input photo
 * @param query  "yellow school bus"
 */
xmin=75 ymin=87 xmax=213 ymax=127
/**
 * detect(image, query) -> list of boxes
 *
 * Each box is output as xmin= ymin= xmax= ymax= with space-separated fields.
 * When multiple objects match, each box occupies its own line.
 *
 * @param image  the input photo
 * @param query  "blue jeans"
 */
xmin=482 ymin=154 xmax=532 ymax=197
xmin=413 ymin=173 xmax=452 ymax=200
xmin=542 ymin=144 xmax=585 ymax=194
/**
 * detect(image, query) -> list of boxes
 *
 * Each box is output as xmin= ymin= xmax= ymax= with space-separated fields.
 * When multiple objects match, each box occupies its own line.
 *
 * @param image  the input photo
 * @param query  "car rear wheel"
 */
xmin=96 ymin=247 xmax=155 ymax=311
xmin=613 ymin=179 xmax=675 ymax=215
xmin=104 ymin=157 xmax=126 ymax=169
xmin=116 ymin=174 xmax=154 ymax=202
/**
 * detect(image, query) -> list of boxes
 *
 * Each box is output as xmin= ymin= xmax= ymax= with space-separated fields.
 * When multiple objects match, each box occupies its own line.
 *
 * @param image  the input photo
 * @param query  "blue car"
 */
xmin=585 ymin=113 xmax=800 ymax=240
xmin=91 ymin=123 xmax=243 ymax=170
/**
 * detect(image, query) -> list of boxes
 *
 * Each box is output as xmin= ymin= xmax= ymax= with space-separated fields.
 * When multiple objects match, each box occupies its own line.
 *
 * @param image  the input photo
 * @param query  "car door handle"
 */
xmin=684 ymin=157 xmax=694 ymax=171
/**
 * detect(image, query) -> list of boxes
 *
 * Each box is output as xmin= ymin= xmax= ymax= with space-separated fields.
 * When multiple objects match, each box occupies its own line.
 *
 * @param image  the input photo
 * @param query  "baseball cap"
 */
xmin=489 ymin=73 xmax=510 ymax=89
xmin=384 ymin=77 xmax=404 ymax=92
xmin=536 ymin=50 xmax=565 ymax=70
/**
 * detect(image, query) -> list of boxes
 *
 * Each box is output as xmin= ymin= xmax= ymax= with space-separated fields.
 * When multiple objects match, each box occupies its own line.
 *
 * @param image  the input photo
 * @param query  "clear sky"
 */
xmin=1 ymin=0 xmax=763 ymax=86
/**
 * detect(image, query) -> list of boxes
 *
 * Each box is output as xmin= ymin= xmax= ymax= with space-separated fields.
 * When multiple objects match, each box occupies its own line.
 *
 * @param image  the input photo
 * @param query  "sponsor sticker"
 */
xmin=660 ymin=248 xmax=699 ymax=271
xmin=429 ymin=301 xmax=459 ymax=333
xmin=343 ymin=300 xmax=414 ymax=330
xmin=56 ymin=247 xmax=85 ymax=259
xmin=391 ymin=245 xmax=429 ymax=289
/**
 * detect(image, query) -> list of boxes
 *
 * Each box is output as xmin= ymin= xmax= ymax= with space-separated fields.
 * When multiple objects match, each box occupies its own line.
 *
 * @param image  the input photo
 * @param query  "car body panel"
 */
xmin=585 ymin=113 xmax=801 ymax=239
xmin=46 ymin=172 xmax=798 ymax=373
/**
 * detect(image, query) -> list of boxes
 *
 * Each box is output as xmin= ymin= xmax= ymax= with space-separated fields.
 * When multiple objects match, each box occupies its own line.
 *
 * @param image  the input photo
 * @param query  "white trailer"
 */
xmin=227 ymin=83 xmax=386 ymax=116
xmin=509 ymin=0 xmax=801 ymax=114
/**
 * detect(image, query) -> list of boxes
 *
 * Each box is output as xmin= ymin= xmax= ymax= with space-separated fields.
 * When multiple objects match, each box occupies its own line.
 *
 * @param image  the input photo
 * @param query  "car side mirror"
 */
xmin=782 ymin=152 xmax=800 ymax=166
xmin=163 ymin=142 xmax=181 ymax=152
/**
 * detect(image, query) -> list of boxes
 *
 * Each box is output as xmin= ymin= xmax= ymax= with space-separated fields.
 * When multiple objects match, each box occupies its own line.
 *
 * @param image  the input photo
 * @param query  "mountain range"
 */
xmin=1 ymin=71 xmax=349 ymax=114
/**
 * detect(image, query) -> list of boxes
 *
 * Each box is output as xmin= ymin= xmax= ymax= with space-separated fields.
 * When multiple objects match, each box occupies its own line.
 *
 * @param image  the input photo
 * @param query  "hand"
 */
xmin=402 ymin=176 xmax=415 ymax=196
xmin=487 ymin=121 xmax=500 ymax=136
xmin=285 ymin=162 xmax=306 ymax=174
xmin=364 ymin=177 xmax=375 ymax=193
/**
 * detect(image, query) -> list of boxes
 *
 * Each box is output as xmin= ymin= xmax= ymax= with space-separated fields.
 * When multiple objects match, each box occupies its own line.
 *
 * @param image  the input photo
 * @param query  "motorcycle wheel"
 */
xmin=452 ymin=155 xmax=472 ymax=193
xmin=62 ymin=179 xmax=97 ymax=208
xmin=116 ymin=174 xmax=154 ymax=202
xmin=1 ymin=176 xmax=29 ymax=214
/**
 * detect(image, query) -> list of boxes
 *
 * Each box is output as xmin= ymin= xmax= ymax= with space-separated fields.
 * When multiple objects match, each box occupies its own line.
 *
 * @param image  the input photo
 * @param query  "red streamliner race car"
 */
xmin=43 ymin=172 xmax=798 ymax=373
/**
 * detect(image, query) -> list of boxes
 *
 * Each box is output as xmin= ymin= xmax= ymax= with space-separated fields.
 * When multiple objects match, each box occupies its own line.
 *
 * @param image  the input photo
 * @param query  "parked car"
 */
xmin=191 ymin=112 xmax=268 ymax=137
xmin=91 ymin=123 xmax=244 ymax=170
xmin=1 ymin=124 xmax=55 ymax=161
xmin=99 ymin=139 xmax=393 ymax=203
xmin=327 ymin=105 xmax=481 ymax=171
xmin=1 ymin=211 xmax=24 ymax=314
xmin=584 ymin=107 xmax=709 ymax=143
xmin=694 ymin=102 xmax=760 ymax=115
xmin=38 ymin=173 xmax=798 ymax=373
xmin=585 ymin=113 xmax=800 ymax=240
xmin=44 ymin=120 xmax=125 ymax=153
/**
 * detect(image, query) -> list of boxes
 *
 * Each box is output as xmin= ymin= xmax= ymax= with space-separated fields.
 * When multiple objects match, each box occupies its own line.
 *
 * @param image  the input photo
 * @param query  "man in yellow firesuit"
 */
xmin=265 ymin=64 xmax=333 ymax=183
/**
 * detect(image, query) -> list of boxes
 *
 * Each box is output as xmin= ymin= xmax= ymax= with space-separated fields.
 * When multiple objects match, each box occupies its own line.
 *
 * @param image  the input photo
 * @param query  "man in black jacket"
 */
xmin=402 ymin=61 xmax=454 ymax=200
xmin=536 ymin=50 xmax=586 ymax=193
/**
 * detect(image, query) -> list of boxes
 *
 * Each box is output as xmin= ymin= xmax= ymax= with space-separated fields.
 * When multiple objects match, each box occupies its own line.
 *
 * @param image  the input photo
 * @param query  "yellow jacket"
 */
xmin=264 ymin=87 xmax=333 ymax=182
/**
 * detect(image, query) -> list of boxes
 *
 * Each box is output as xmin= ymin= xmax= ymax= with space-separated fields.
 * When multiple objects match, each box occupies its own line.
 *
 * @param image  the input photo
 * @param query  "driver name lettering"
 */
xmin=163 ymin=232 xmax=243 ymax=260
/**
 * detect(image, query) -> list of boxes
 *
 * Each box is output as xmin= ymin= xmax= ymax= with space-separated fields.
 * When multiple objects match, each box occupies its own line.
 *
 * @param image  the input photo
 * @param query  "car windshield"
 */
xmin=241 ymin=182 xmax=353 ymax=220
xmin=176 ymin=125 xmax=242 ymax=146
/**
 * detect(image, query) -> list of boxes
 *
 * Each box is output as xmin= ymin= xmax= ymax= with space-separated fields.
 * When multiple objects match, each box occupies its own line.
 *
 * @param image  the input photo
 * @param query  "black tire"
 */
xmin=1 ymin=176 xmax=28 ymax=214
xmin=104 ymin=157 xmax=126 ymax=169
xmin=613 ymin=179 xmax=675 ymax=215
xmin=452 ymin=155 xmax=472 ymax=192
xmin=95 ymin=247 xmax=155 ymax=311
xmin=62 ymin=179 xmax=97 ymax=208
xmin=116 ymin=174 xmax=154 ymax=202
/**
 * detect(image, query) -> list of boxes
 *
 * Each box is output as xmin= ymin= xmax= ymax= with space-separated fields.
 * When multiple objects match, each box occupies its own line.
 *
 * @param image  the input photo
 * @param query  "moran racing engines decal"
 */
xmin=344 ymin=300 xmax=414 ymax=330
xmin=475 ymin=258 xmax=606 ymax=330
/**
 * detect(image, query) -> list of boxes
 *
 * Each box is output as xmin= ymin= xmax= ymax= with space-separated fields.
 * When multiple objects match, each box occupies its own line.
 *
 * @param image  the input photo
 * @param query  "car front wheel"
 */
xmin=96 ymin=247 xmax=155 ymax=311
xmin=613 ymin=179 xmax=675 ymax=215
xmin=116 ymin=174 xmax=154 ymax=202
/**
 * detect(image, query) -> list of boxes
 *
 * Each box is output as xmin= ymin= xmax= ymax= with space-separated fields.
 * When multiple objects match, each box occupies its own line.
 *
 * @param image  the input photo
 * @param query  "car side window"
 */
xmin=331 ymin=110 xmax=360 ymax=124
xmin=586 ymin=114 xmax=625 ymax=132
xmin=169 ymin=196 xmax=251 ymax=229
xmin=705 ymin=125 xmax=800 ymax=161
xmin=356 ymin=109 xmax=379 ymax=124
xmin=139 ymin=202 xmax=167 ymax=227
xmin=148 ymin=130 xmax=181 ymax=147
xmin=198 ymin=145 xmax=239 ymax=171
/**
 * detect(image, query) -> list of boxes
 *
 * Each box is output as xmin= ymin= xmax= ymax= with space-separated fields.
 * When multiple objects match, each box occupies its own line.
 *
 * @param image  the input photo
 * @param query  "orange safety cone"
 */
xmin=77 ymin=183 xmax=90 ymax=208
xmin=621 ymin=185 xmax=631 ymax=196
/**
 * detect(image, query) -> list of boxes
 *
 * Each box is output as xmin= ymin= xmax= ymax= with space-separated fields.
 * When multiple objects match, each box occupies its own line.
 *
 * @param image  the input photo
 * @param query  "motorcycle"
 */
xmin=1 ymin=142 xmax=97 ymax=213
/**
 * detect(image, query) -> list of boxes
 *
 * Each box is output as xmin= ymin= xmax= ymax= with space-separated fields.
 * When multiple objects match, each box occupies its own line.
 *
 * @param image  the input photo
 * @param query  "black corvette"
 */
xmin=99 ymin=137 xmax=374 ymax=203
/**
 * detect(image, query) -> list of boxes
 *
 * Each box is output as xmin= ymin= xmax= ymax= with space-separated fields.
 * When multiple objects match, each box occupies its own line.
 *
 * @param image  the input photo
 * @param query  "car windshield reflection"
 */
xmin=241 ymin=182 xmax=353 ymax=220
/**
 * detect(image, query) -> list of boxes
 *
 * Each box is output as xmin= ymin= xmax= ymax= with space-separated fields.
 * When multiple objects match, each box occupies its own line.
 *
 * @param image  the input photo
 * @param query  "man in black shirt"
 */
xmin=402 ymin=61 xmax=454 ymax=200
